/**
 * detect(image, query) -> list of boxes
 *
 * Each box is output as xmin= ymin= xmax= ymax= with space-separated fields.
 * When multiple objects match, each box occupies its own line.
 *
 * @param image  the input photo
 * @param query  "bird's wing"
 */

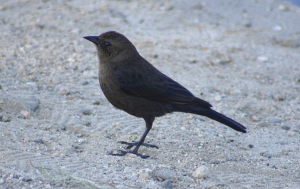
xmin=113 ymin=65 xmax=212 ymax=108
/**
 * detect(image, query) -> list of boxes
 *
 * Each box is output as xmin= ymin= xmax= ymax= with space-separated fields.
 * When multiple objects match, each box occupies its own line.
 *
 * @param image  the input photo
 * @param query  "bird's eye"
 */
xmin=105 ymin=42 xmax=111 ymax=46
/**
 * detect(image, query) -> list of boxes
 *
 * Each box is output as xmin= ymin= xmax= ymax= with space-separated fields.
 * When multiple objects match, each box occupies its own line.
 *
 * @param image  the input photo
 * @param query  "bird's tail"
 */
xmin=173 ymin=104 xmax=247 ymax=133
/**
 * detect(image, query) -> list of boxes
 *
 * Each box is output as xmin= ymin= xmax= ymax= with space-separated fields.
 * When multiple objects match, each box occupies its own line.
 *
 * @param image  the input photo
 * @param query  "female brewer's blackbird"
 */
xmin=84 ymin=31 xmax=246 ymax=158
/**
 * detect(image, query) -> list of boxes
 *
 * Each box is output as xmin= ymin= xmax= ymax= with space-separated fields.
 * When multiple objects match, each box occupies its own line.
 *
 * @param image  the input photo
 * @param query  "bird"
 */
xmin=83 ymin=31 xmax=246 ymax=158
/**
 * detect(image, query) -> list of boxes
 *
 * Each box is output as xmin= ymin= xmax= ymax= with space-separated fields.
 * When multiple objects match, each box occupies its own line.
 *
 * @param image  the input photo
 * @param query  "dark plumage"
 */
xmin=84 ymin=31 xmax=246 ymax=158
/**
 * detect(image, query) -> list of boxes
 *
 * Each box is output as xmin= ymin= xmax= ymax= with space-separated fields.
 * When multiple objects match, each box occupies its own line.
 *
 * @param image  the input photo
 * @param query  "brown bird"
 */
xmin=84 ymin=31 xmax=246 ymax=158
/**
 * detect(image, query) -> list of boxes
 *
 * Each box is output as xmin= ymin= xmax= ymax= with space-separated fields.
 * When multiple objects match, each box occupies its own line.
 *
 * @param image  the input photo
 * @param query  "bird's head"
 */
xmin=84 ymin=31 xmax=137 ymax=62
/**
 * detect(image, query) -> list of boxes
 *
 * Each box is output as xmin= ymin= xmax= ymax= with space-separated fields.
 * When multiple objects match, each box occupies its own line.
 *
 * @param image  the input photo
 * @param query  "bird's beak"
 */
xmin=83 ymin=36 xmax=99 ymax=45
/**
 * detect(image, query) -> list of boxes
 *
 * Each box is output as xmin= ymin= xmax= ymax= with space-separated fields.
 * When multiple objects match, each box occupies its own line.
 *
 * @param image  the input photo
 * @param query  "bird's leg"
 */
xmin=109 ymin=117 xmax=158 ymax=158
xmin=126 ymin=128 xmax=156 ymax=153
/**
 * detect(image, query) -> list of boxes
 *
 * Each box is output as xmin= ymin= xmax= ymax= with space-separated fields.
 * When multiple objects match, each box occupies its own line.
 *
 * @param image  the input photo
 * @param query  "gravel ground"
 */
xmin=1 ymin=0 xmax=300 ymax=188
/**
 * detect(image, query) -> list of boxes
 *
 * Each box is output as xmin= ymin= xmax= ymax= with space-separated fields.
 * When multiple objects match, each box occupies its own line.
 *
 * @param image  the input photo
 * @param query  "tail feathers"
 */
xmin=201 ymin=108 xmax=246 ymax=133
xmin=174 ymin=104 xmax=247 ymax=133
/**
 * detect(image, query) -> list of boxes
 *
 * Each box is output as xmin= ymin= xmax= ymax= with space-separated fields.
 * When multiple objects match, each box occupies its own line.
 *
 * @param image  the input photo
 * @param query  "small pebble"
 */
xmin=281 ymin=126 xmax=290 ymax=130
xmin=262 ymin=153 xmax=273 ymax=158
xmin=92 ymin=100 xmax=101 ymax=105
xmin=249 ymin=144 xmax=254 ymax=148
xmin=192 ymin=165 xmax=208 ymax=178
xmin=193 ymin=115 xmax=205 ymax=121
xmin=251 ymin=116 xmax=259 ymax=121
xmin=273 ymin=25 xmax=282 ymax=31
xmin=22 ymin=177 xmax=32 ymax=182
xmin=287 ymin=131 xmax=294 ymax=137
xmin=243 ymin=20 xmax=252 ymax=28
xmin=211 ymin=160 xmax=220 ymax=164
xmin=138 ymin=169 xmax=151 ymax=179
xmin=34 ymin=139 xmax=44 ymax=144
xmin=25 ymin=96 xmax=40 ymax=112
xmin=67 ymin=96 xmax=74 ymax=100
xmin=257 ymin=56 xmax=268 ymax=62
xmin=215 ymin=95 xmax=221 ymax=102
xmin=188 ymin=59 xmax=197 ymax=64
xmin=129 ymin=153 xmax=137 ymax=158
xmin=278 ymin=4 xmax=289 ymax=11
xmin=81 ymin=80 xmax=89 ymax=85
xmin=161 ymin=179 xmax=173 ymax=189
xmin=282 ymin=152 xmax=288 ymax=155
xmin=20 ymin=110 xmax=30 ymax=118
xmin=17 ymin=113 xmax=26 ymax=119
xmin=269 ymin=118 xmax=281 ymax=123
xmin=155 ymin=170 xmax=177 ymax=181
xmin=1 ymin=115 xmax=11 ymax=122
xmin=265 ymin=92 xmax=274 ymax=98
xmin=80 ymin=107 xmax=91 ymax=115
xmin=60 ymin=87 xmax=70 ymax=95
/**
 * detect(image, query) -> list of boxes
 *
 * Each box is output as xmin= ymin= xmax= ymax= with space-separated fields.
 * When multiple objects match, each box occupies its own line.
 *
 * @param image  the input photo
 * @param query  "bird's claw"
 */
xmin=118 ymin=141 xmax=159 ymax=149
xmin=108 ymin=150 xmax=150 ymax=159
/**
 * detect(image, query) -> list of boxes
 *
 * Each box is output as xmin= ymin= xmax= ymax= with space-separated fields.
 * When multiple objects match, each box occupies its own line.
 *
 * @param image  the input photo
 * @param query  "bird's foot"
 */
xmin=108 ymin=150 xmax=150 ymax=159
xmin=118 ymin=141 xmax=159 ymax=150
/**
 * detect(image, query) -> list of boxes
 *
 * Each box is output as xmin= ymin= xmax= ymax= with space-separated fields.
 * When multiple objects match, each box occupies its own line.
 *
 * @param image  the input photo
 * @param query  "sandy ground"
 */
xmin=1 ymin=0 xmax=300 ymax=188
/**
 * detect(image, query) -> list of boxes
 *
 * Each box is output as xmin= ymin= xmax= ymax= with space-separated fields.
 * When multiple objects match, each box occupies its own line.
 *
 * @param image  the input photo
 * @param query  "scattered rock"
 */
xmin=92 ymin=100 xmax=101 ymax=105
xmin=138 ymin=169 xmax=151 ymax=180
xmin=1 ymin=115 xmax=11 ymax=122
xmin=72 ymin=143 xmax=83 ymax=152
xmin=249 ymin=144 xmax=254 ymax=148
xmin=193 ymin=115 xmax=205 ymax=121
xmin=84 ymin=121 xmax=91 ymax=127
xmin=25 ymin=96 xmax=40 ymax=112
xmin=211 ymin=160 xmax=221 ymax=164
xmin=281 ymin=126 xmax=290 ymax=131
xmin=155 ymin=170 xmax=177 ymax=181
xmin=81 ymin=80 xmax=89 ymax=85
xmin=257 ymin=122 xmax=271 ymax=127
xmin=192 ymin=3 xmax=204 ymax=10
xmin=269 ymin=118 xmax=281 ymax=123
xmin=287 ymin=131 xmax=295 ymax=137
xmin=215 ymin=95 xmax=221 ymax=102
xmin=273 ymin=25 xmax=282 ymax=31
xmin=272 ymin=165 xmax=278 ymax=169
xmin=265 ymin=92 xmax=274 ymax=98
xmin=34 ymin=139 xmax=44 ymax=144
xmin=129 ymin=153 xmax=137 ymax=158
xmin=251 ymin=116 xmax=259 ymax=121
xmin=273 ymin=37 xmax=300 ymax=48
xmin=278 ymin=4 xmax=289 ymax=11
xmin=17 ymin=113 xmax=26 ymax=119
xmin=187 ymin=59 xmax=197 ymax=64
xmin=261 ymin=152 xmax=273 ymax=158
xmin=22 ymin=177 xmax=32 ymax=182
xmin=192 ymin=165 xmax=208 ymax=178
xmin=243 ymin=20 xmax=252 ymax=28
xmin=20 ymin=110 xmax=30 ymax=118
xmin=80 ymin=107 xmax=92 ymax=115
xmin=257 ymin=56 xmax=268 ymax=62
xmin=161 ymin=179 xmax=173 ymax=189
xmin=273 ymin=93 xmax=285 ymax=101
xmin=60 ymin=87 xmax=70 ymax=95
xmin=210 ymin=51 xmax=232 ymax=65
